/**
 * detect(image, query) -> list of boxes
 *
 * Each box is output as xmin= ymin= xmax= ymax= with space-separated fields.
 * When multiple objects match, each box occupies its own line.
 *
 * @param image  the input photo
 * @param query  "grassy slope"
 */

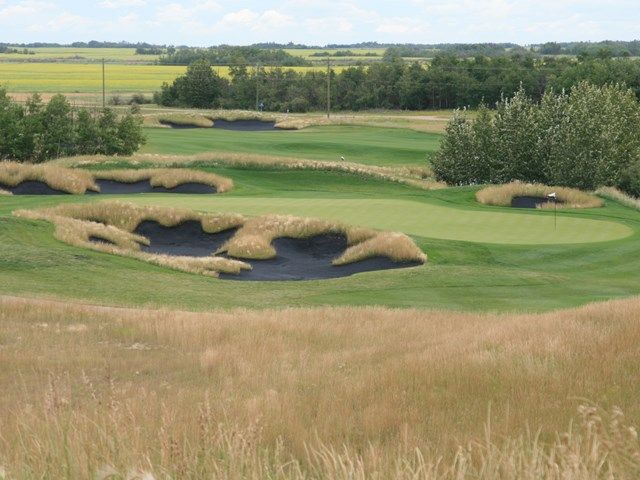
xmin=1 ymin=167 xmax=639 ymax=312
xmin=141 ymin=125 xmax=442 ymax=167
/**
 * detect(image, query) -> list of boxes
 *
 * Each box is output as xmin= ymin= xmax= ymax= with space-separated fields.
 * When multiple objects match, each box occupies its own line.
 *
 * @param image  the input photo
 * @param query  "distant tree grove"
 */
xmin=0 ymin=89 xmax=146 ymax=162
xmin=156 ymin=55 xmax=640 ymax=112
xmin=432 ymin=83 xmax=640 ymax=197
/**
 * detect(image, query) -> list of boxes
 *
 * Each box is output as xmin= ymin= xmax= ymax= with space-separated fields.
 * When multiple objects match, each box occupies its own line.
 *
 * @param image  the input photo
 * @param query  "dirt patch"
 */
xmin=91 ymin=179 xmax=216 ymax=194
xmin=213 ymin=120 xmax=278 ymax=131
xmin=511 ymin=196 xmax=561 ymax=209
xmin=134 ymin=221 xmax=237 ymax=257
xmin=220 ymin=234 xmax=421 ymax=281
xmin=0 ymin=180 xmax=69 ymax=195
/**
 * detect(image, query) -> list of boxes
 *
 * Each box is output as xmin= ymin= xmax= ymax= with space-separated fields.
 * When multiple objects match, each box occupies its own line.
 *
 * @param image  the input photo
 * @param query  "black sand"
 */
xmin=92 ymin=179 xmax=216 ymax=194
xmin=219 ymin=234 xmax=421 ymax=281
xmin=511 ymin=196 xmax=559 ymax=208
xmin=0 ymin=181 xmax=68 ymax=195
xmin=213 ymin=120 xmax=278 ymax=131
xmin=134 ymin=221 xmax=237 ymax=257
xmin=88 ymin=236 xmax=116 ymax=246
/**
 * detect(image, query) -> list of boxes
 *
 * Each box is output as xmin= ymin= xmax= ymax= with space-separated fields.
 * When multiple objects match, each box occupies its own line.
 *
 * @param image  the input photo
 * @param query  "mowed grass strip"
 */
xmin=127 ymin=196 xmax=632 ymax=245
xmin=141 ymin=125 xmax=441 ymax=167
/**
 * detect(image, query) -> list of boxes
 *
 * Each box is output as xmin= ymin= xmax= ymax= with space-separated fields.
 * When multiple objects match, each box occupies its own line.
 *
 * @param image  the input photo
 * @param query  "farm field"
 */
xmin=141 ymin=125 xmax=442 ymax=166
xmin=0 ymin=62 xmax=347 ymax=93
xmin=0 ymin=47 xmax=153 ymax=62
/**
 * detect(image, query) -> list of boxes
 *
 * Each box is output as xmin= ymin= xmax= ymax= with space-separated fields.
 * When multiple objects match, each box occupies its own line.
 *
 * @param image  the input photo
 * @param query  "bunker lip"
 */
xmin=212 ymin=119 xmax=279 ymax=131
xmin=134 ymin=220 xmax=237 ymax=257
xmin=220 ymin=234 xmax=422 ymax=282
xmin=90 ymin=179 xmax=217 ymax=195
xmin=88 ymin=235 xmax=116 ymax=246
xmin=511 ymin=196 xmax=564 ymax=209
xmin=0 ymin=180 xmax=69 ymax=195
xmin=158 ymin=119 xmax=210 ymax=129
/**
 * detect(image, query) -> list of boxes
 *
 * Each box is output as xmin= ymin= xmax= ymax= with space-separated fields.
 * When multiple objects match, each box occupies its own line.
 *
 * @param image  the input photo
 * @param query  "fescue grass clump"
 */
xmin=476 ymin=182 xmax=604 ymax=209
xmin=0 ymin=161 xmax=96 ymax=194
xmin=0 ymin=161 xmax=234 ymax=194
xmin=597 ymin=186 xmax=640 ymax=211
xmin=94 ymin=168 xmax=234 ymax=193
xmin=335 ymin=232 xmax=427 ymax=265
xmin=147 ymin=113 xmax=214 ymax=128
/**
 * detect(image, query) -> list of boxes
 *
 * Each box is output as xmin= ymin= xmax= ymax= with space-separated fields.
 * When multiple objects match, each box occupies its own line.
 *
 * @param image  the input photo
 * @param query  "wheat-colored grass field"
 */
xmin=2 ymin=295 xmax=640 ymax=478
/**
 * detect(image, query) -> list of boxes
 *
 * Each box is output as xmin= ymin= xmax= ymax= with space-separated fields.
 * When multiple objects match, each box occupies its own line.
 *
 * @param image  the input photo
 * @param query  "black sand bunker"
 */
xmin=213 ymin=120 xmax=278 ymax=131
xmin=134 ymin=221 xmax=237 ymax=257
xmin=92 ymin=179 xmax=216 ymax=195
xmin=220 ymin=234 xmax=421 ymax=281
xmin=0 ymin=181 xmax=68 ymax=195
xmin=511 ymin=196 xmax=561 ymax=208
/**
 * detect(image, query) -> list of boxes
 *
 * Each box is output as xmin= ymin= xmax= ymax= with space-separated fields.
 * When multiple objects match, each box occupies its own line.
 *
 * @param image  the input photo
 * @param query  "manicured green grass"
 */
xmin=1 ymin=167 xmax=639 ymax=312
xmin=141 ymin=125 xmax=441 ymax=166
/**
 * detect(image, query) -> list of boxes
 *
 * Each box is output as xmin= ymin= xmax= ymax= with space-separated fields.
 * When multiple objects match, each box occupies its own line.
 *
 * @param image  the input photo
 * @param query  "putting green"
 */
xmin=124 ymin=196 xmax=632 ymax=245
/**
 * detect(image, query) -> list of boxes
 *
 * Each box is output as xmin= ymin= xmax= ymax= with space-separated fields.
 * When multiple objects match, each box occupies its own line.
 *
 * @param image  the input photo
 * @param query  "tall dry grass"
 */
xmin=56 ymin=153 xmax=444 ymax=190
xmin=2 ymin=295 xmax=640 ymax=478
xmin=145 ymin=113 xmax=214 ymax=128
xmin=94 ymin=168 xmax=234 ymax=193
xmin=597 ymin=186 xmax=640 ymax=211
xmin=0 ymin=160 xmax=96 ymax=194
xmin=476 ymin=182 xmax=603 ymax=209
xmin=0 ymin=162 xmax=235 ymax=194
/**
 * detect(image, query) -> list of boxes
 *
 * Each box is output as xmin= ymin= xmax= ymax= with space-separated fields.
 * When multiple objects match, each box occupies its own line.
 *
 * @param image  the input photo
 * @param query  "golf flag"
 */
xmin=548 ymin=192 xmax=557 ymax=199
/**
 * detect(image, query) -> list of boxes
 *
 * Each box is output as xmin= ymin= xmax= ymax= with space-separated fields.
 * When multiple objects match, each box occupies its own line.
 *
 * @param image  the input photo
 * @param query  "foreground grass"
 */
xmin=2 ymin=295 xmax=640 ymax=478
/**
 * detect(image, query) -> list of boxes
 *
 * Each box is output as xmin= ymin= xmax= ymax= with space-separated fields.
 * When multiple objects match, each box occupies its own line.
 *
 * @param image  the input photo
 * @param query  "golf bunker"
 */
xmin=511 ymin=196 xmax=561 ymax=208
xmin=212 ymin=119 xmax=279 ymax=131
xmin=134 ymin=220 xmax=237 ymax=257
xmin=219 ymin=233 xmax=421 ymax=281
xmin=17 ymin=202 xmax=427 ymax=281
xmin=0 ymin=164 xmax=232 ymax=195
xmin=0 ymin=180 xmax=69 ymax=195
xmin=90 ymin=179 xmax=216 ymax=195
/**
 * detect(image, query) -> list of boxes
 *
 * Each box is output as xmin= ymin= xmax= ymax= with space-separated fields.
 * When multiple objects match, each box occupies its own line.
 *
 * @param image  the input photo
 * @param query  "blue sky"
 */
xmin=0 ymin=0 xmax=638 ymax=46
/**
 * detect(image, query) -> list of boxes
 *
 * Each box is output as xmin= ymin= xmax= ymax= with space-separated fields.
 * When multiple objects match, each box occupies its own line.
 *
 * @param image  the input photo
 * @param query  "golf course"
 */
xmin=2 ymin=123 xmax=640 ymax=312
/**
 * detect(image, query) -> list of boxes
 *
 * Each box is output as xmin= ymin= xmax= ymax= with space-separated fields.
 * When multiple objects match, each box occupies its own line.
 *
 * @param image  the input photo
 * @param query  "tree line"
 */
xmin=158 ymin=46 xmax=310 ymax=66
xmin=156 ymin=55 xmax=640 ymax=112
xmin=432 ymin=83 xmax=640 ymax=197
xmin=0 ymin=89 xmax=146 ymax=162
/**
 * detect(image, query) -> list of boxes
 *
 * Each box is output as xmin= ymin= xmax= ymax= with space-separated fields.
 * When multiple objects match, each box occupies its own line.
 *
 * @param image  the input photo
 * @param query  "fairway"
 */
xmin=125 ymin=196 xmax=632 ymax=245
xmin=142 ymin=125 xmax=441 ymax=166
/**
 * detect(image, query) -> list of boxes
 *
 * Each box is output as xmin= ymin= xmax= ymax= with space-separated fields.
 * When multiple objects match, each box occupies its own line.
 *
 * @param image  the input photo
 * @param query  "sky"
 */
xmin=0 ymin=0 xmax=639 ymax=46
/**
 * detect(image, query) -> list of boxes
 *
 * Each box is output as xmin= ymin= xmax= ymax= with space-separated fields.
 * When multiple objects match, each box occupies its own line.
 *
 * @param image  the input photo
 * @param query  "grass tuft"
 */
xmin=145 ymin=113 xmax=214 ymax=128
xmin=476 ymin=182 xmax=603 ymax=209
xmin=0 ymin=161 xmax=97 ymax=194
xmin=597 ymin=187 xmax=640 ymax=211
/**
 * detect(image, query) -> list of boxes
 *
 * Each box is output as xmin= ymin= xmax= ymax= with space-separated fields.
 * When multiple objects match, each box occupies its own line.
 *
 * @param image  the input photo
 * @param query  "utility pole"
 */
xmin=326 ymin=58 xmax=331 ymax=119
xmin=255 ymin=63 xmax=260 ymax=111
xmin=102 ymin=58 xmax=106 ymax=109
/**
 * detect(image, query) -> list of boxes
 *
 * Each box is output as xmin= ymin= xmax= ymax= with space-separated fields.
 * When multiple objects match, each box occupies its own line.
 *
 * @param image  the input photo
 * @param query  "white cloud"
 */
xmin=0 ymin=0 xmax=54 ymax=20
xmin=101 ymin=0 xmax=146 ymax=8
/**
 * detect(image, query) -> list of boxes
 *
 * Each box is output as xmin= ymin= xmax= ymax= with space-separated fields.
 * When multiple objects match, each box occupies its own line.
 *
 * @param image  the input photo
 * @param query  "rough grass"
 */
xmin=94 ymin=168 xmax=234 ymax=193
xmin=597 ymin=186 xmax=640 ymax=211
xmin=0 ymin=161 xmax=96 ymax=194
xmin=220 ymin=214 xmax=376 ymax=260
xmin=59 ymin=153 xmax=443 ymax=190
xmin=334 ymin=231 xmax=428 ymax=265
xmin=0 ymin=162 xmax=234 ymax=194
xmin=16 ymin=202 xmax=427 ymax=272
xmin=152 ymin=113 xmax=214 ymax=128
xmin=476 ymin=182 xmax=604 ymax=209
xmin=3 ymin=295 xmax=640 ymax=478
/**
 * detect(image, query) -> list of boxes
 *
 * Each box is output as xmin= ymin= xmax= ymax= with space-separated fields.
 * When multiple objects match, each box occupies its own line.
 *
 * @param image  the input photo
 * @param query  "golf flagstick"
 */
xmin=548 ymin=192 xmax=557 ymax=229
